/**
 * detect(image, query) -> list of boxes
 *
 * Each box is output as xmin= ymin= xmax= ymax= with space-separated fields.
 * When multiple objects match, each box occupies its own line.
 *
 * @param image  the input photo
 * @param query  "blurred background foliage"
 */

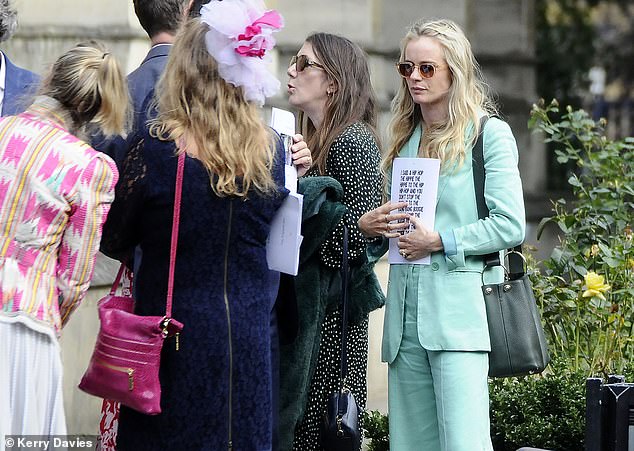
xmin=536 ymin=0 xmax=633 ymax=190
xmin=536 ymin=0 xmax=633 ymax=108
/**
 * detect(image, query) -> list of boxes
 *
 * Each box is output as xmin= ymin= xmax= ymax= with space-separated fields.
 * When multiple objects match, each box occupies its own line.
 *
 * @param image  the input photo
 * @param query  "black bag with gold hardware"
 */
xmin=481 ymin=249 xmax=550 ymax=378
xmin=473 ymin=117 xmax=550 ymax=378
xmin=321 ymin=226 xmax=361 ymax=451
xmin=322 ymin=388 xmax=360 ymax=451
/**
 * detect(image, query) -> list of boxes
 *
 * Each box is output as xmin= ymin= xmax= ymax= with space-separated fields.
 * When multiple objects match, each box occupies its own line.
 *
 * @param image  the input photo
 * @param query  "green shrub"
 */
xmin=490 ymin=360 xmax=634 ymax=451
xmin=528 ymin=100 xmax=634 ymax=377
xmin=489 ymin=358 xmax=586 ymax=451
xmin=363 ymin=409 xmax=389 ymax=451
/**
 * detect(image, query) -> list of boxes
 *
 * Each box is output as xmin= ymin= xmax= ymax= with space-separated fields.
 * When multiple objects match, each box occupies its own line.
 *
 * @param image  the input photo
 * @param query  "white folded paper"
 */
xmin=266 ymin=107 xmax=304 ymax=275
xmin=266 ymin=192 xmax=304 ymax=275
xmin=271 ymin=107 xmax=298 ymax=193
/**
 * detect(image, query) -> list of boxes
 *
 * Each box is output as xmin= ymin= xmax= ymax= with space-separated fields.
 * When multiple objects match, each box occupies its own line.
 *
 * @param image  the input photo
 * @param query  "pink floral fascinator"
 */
xmin=200 ymin=0 xmax=284 ymax=106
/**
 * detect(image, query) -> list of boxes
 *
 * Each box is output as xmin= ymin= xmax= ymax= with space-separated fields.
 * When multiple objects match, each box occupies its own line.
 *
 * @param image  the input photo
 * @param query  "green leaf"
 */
xmin=602 ymin=257 xmax=621 ymax=268
xmin=550 ymin=248 xmax=564 ymax=264
xmin=597 ymin=242 xmax=612 ymax=257
xmin=528 ymin=113 xmax=541 ymax=130
xmin=568 ymin=175 xmax=582 ymax=187
xmin=536 ymin=216 xmax=556 ymax=240
xmin=571 ymin=264 xmax=587 ymax=276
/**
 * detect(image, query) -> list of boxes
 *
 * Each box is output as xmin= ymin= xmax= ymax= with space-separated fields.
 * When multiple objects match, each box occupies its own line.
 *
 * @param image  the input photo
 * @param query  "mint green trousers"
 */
xmin=387 ymin=286 xmax=494 ymax=451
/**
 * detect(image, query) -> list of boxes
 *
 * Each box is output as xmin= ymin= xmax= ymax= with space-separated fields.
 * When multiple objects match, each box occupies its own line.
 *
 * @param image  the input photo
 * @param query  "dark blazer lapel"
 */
xmin=2 ymin=54 xmax=39 ymax=116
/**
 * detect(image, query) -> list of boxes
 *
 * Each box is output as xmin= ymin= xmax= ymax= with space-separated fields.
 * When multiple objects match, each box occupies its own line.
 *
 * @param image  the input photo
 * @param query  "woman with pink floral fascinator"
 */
xmin=99 ymin=1 xmax=310 ymax=450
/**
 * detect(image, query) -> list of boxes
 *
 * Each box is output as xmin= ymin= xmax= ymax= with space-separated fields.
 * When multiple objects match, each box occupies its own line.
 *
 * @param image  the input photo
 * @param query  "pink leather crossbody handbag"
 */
xmin=79 ymin=152 xmax=186 ymax=414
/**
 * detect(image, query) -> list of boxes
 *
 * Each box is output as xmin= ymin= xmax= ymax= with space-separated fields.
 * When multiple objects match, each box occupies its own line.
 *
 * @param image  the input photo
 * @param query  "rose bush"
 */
xmin=528 ymin=99 xmax=634 ymax=376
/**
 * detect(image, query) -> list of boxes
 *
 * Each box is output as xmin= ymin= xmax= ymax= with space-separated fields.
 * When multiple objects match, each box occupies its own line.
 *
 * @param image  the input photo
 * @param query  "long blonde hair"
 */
xmin=384 ymin=18 xmax=497 ymax=173
xmin=150 ymin=19 xmax=275 ymax=197
xmin=40 ymin=40 xmax=130 ymax=138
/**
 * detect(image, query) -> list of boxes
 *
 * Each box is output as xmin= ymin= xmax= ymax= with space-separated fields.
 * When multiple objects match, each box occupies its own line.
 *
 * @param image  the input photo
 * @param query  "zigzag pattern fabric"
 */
xmin=0 ymin=96 xmax=117 ymax=335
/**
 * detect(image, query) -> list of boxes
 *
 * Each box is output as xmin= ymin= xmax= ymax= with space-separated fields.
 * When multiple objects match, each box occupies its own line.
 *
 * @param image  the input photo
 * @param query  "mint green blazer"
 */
xmin=381 ymin=117 xmax=526 ymax=363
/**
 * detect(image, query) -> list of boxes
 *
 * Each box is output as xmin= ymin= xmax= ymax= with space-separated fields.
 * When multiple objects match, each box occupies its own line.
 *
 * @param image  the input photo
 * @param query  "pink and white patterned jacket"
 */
xmin=0 ymin=96 xmax=118 ymax=336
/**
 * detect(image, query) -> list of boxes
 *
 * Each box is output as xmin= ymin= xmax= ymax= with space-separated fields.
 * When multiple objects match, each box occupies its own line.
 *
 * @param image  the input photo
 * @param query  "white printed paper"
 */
xmin=388 ymin=158 xmax=441 ymax=265
xmin=266 ymin=107 xmax=304 ymax=275
xmin=270 ymin=107 xmax=298 ymax=193
xmin=270 ymin=107 xmax=296 ymax=137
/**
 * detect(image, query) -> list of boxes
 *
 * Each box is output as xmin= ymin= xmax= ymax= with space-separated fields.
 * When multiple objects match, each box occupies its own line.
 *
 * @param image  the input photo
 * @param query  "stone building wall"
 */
xmin=7 ymin=0 xmax=546 ymax=215
xmin=8 ymin=0 xmax=554 ymax=252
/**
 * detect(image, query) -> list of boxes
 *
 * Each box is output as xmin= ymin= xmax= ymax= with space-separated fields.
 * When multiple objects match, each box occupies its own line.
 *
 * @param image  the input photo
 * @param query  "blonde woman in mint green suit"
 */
xmin=359 ymin=18 xmax=525 ymax=451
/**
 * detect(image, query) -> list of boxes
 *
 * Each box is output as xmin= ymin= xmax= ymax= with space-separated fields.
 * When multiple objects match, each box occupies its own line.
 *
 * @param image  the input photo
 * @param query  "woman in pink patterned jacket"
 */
xmin=0 ymin=41 xmax=129 ymax=441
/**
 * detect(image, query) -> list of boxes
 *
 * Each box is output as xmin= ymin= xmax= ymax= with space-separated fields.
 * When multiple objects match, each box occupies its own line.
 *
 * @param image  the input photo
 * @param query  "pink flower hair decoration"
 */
xmin=200 ymin=0 xmax=284 ymax=106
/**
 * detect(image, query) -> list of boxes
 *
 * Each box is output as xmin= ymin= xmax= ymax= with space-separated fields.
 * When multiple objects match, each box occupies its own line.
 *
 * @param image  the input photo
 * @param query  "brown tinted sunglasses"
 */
xmin=396 ymin=61 xmax=444 ymax=79
xmin=290 ymin=55 xmax=324 ymax=72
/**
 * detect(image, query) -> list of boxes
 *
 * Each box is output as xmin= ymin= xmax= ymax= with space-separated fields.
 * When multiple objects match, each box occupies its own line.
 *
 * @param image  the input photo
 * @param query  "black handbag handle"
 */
xmin=472 ymin=116 xmax=525 ymax=280
xmin=339 ymin=225 xmax=350 ymax=386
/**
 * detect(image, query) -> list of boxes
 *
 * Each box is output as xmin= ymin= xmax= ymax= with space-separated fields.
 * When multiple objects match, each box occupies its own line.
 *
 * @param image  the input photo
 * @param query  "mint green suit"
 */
xmin=382 ymin=117 xmax=526 ymax=451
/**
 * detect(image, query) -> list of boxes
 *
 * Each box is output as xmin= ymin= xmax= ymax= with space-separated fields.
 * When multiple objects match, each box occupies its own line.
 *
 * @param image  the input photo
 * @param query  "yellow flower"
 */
xmin=582 ymin=271 xmax=611 ymax=301
xmin=627 ymin=259 xmax=634 ymax=270
xmin=590 ymin=244 xmax=600 ymax=256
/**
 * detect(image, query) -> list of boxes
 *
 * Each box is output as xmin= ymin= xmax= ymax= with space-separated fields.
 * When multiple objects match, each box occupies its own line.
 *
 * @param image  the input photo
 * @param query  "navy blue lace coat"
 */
xmin=100 ymin=128 xmax=288 ymax=451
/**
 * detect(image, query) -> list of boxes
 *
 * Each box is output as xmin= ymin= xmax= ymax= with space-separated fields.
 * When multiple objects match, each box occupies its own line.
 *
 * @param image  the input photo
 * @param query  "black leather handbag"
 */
xmin=473 ymin=117 xmax=550 ymax=378
xmin=321 ymin=226 xmax=361 ymax=451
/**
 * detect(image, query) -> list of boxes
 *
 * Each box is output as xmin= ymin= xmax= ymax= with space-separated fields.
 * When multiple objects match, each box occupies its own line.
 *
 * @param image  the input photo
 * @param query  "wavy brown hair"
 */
xmin=298 ymin=32 xmax=378 ymax=174
xmin=150 ymin=18 xmax=275 ymax=197
xmin=384 ymin=18 xmax=497 ymax=175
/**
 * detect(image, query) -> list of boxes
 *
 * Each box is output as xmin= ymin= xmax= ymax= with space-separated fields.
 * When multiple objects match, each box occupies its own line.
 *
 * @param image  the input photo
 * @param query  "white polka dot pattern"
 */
xmin=293 ymin=122 xmax=381 ymax=449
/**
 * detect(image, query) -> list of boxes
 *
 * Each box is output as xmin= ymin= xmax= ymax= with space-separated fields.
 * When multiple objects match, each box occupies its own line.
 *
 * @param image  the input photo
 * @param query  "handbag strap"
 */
xmin=107 ymin=152 xmax=185 ymax=317
xmin=165 ymin=152 xmax=186 ymax=317
xmin=109 ymin=264 xmax=132 ymax=295
xmin=339 ymin=225 xmax=350 ymax=385
xmin=472 ymin=116 xmax=524 ymax=279
xmin=110 ymin=264 xmax=126 ymax=295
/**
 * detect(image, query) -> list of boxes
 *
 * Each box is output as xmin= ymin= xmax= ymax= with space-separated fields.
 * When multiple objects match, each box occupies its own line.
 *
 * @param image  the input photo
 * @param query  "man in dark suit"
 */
xmin=0 ymin=0 xmax=39 ymax=116
xmin=128 ymin=0 xmax=209 ymax=113
xmin=128 ymin=0 xmax=196 ymax=118
xmin=92 ymin=0 xmax=195 ymax=162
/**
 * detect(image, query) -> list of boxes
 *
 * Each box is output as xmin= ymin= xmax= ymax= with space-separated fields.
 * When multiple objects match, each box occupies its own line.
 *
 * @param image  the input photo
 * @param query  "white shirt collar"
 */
xmin=0 ymin=52 xmax=7 ymax=113
xmin=150 ymin=43 xmax=172 ymax=50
